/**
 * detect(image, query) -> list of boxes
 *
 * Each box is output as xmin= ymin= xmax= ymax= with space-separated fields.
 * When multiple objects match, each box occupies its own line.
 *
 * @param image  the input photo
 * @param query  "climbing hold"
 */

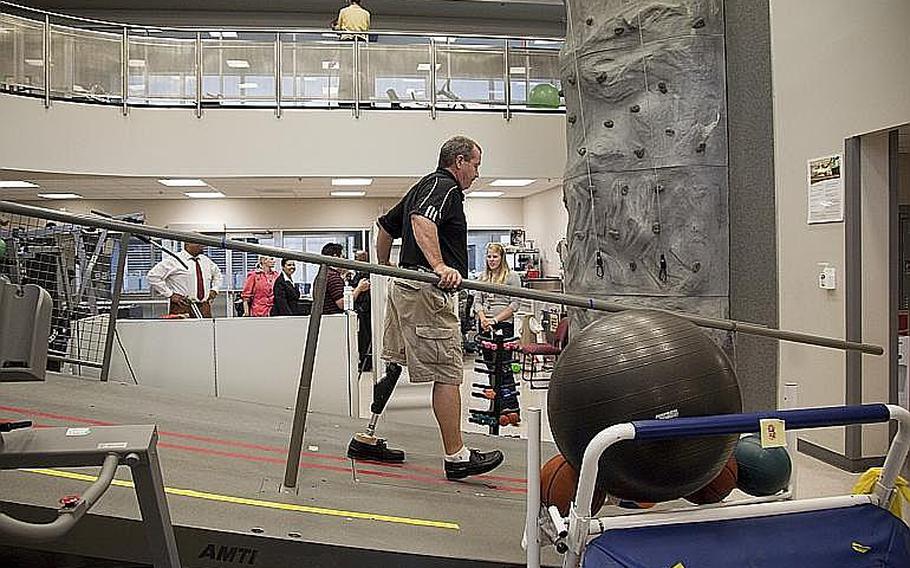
xmin=693 ymin=18 xmax=706 ymax=29
xmin=652 ymin=222 xmax=661 ymax=235
xmin=630 ymin=104 xmax=640 ymax=113
xmin=620 ymin=184 xmax=629 ymax=196
xmin=696 ymin=142 xmax=706 ymax=153
xmin=629 ymin=260 xmax=636 ymax=271
xmin=692 ymin=261 xmax=701 ymax=273
xmin=586 ymin=17 xmax=594 ymax=26
xmin=614 ymin=27 xmax=625 ymax=36
xmin=604 ymin=119 xmax=614 ymax=128
xmin=608 ymin=229 xmax=620 ymax=240
xmin=657 ymin=81 xmax=668 ymax=94
xmin=634 ymin=148 xmax=645 ymax=159
xmin=567 ymin=75 xmax=577 ymax=86
xmin=577 ymin=147 xmax=587 ymax=156
xmin=658 ymin=254 xmax=669 ymax=283
xmin=567 ymin=114 xmax=577 ymax=124
xmin=654 ymin=184 xmax=664 ymax=193
xmin=596 ymin=72 xmax=608 ymax=84
xmin=665 ymin=128 xmax=675 ymax=137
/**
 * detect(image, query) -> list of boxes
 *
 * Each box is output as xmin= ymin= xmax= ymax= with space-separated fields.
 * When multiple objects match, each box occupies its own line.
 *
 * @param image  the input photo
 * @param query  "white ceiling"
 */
xmin=0 ymin=170 xmax=562 ymax=201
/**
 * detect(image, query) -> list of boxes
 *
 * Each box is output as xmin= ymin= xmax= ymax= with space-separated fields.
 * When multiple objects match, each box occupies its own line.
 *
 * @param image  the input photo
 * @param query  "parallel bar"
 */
xmin=845 ymin=135 xmax=863 ymax=457
xmin=352 ymin=38 xmax=360 ymax=118
xmin=525 ymin=407 xmax=541 ymax=568
xmin=46 ymin=354 xmax=102 ymax=368
xmin=100 ymin=232 xmax=129 ymax=382
xmin=0 ymin=201 xmax=884 ymax=356
xmin=283 ymin=264 xmax=328 ymax=488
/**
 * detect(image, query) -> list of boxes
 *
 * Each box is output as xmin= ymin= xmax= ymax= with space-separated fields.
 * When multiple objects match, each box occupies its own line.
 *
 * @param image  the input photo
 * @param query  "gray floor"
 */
xmin=0 ymin=369 xmax=875 ymax=567
xmin=0 ymin=372 xmax=556 ymax=567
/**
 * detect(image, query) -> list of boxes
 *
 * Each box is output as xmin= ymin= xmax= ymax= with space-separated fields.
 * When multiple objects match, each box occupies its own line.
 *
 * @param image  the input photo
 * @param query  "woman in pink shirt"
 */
xmin=241 ymin=256 xmax=279 ymax=317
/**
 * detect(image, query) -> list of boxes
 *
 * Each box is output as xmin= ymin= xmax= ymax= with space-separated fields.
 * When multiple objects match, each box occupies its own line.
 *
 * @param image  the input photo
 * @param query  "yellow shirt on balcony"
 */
xmin=336 ymin=3 xmax=371 ymax=34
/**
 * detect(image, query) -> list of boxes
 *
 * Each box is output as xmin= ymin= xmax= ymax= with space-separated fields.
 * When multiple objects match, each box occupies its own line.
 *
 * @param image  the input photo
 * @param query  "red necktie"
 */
xmin=193 ymin=257 xmax=205 ymax=301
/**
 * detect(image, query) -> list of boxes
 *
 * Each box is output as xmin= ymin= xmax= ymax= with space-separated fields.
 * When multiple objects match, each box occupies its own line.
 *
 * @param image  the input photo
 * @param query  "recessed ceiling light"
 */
xmin=24 ymin=58 xmax=44 ymax=67
xmin=321 ymin=33 xmax=339 ymax=38
xmin=0 ymin=181 xmax=39 ymax=188
xmin=321 ymin=60 xmax=340 ymax=70
xmin=184 ymin=191 xmax=225 ymax=199
xmin=128 ymin=59 xmax=146 ymax=67
xmin=330 ymin=191 xmax=366 ymax=197
xmin=532 ymin=39 xmax=562 ymax=46
xmin=38 ymin=193 xmax=82 ymax=200
xmin=158 ymin=179 xmax=207 ymax=187
xmin=331 ymin=178 xmax=373 ymax=186
xmin=416 ymin=63 xmax=442 ymax=72
xmin=468 ymin=191 xmax=504 ymax=198
xmin=209 ymin=31 xmax=238 ymax=39
xmin=490 ymin=179 xmax=535 ymax=187
xmin=509 ymin=66 xmax=527 ymax=75
xmin=238 ymin=82 xmax=259 ymax=90
xmin=226 ymin=59 xmax=250 ymax=69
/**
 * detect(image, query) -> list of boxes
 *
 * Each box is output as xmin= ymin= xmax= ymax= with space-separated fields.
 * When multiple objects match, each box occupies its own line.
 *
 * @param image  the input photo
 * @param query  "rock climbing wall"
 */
xmin=560 ymin=0 xmax=728 ymax=328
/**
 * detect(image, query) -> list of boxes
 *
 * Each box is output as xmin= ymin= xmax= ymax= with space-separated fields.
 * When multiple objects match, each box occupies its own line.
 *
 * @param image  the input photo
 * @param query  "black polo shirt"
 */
xmin=378 ymin=168 xmax=468 ymax=277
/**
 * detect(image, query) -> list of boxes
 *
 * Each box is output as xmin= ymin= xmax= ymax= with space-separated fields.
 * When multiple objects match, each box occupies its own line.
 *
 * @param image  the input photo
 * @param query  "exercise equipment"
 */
xmin=684 ymin=454 xmax=738 ymax=505
xmin=734 ymin=434 xmax=792 ymax=497
xmin=469 ymin=329 xmax=521 ymax=435
xmin=0 ymin=278 xmax=52 ymax=382
xmin=530 ymin=405 xmax=910 ymax=568
xmin=548 ymin=310 xmax=742 ymax=502
xmin=347 ymin=362 xmax=406 ymax=462
xmin=541 ymin=454 xmax=606 ymax=517
xmin=528 ymin=83 xmax=561 ymax=109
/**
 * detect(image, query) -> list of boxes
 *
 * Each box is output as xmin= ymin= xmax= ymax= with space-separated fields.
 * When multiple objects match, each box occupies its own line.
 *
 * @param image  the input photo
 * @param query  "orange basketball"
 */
xmin=684 ymin=454 xmax=738 ymax=505
xmin=541 ymin=454 xmax=607 ymax=516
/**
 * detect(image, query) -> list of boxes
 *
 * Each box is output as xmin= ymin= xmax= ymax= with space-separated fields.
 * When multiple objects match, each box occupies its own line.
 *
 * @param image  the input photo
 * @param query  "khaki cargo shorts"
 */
xmin=381 ymin=279 xmax=463 ymax=385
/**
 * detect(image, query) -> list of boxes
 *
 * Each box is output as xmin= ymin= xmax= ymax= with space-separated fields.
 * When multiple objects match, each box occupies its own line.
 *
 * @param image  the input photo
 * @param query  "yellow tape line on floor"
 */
xmin=24 ymin=468 xmax=460 ymax=531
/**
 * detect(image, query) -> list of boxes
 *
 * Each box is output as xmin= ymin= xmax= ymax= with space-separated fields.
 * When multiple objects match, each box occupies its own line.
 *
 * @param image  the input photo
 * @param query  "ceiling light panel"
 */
xmin=330 ymin=191 xmax=366 ymax=197
xmin=489 ymin=179 xmax=535 ymax=187
xmin=331 ymin=178 xmax=373 ymax=186
xmin=226 ymin=59 xmax=250 ymax=69
xmin=38 ymin=193 xmax=82 ymax=199
xmin=184 ymin=191 xmax=225 ymax=199
xmin=468 ymin=191 xmax=504 ymax=198
xmin=0 ymin=181 xmax=39 ymax=188
xmin=158 ymin=179 xmax=207 ymax=187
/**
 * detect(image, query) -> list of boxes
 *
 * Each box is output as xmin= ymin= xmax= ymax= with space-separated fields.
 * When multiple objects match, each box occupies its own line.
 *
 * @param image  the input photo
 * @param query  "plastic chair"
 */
xmin=520 ymin=317 xmax=568 ymax=389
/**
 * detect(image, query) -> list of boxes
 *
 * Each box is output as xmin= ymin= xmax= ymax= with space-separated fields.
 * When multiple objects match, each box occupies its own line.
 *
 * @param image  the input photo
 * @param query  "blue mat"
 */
xmin=584 ymin=504 xmax=910 ymax=567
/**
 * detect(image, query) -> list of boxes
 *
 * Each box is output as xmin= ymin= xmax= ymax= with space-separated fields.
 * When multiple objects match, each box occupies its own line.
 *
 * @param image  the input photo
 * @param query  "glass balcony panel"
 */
xmin=0 ymin=14 xmax=46 ymax=93
xmin=508 ymin=40 xmax=563 ymax=110
xmin=281 ymin=34 xmax=354 ymax=106
xmin=358 ymin=36 xmax=431 ymax=108
xmin=435 ymin=38 xmax=506 ymax=108
xmin=202 ymin=38 xmax=275 ymax=105
xmin=49 ymin=24 xmax=121 ymax=101
xmin=127 ymin=35 xmax=196 ymax=105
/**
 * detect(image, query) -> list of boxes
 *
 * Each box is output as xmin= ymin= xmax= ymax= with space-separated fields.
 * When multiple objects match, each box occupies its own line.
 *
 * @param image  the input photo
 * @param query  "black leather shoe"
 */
xmin=444 ymin=449 xmax=504 ymax=480
xmin=347 ymin=437 xmax=406 ymax=463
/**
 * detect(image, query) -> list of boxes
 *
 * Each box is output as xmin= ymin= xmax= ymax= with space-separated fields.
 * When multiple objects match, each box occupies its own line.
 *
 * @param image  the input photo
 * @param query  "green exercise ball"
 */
xmin=528 ymin=83 xmax=561 ymax=108
xmin=734 ymin=434 xmax=792 ymax=497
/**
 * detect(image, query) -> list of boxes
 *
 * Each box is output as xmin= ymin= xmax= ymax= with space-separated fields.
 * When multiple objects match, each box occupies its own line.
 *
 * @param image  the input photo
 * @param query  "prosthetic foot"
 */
xmin=347 ymin=363 xmax=406 ymax=463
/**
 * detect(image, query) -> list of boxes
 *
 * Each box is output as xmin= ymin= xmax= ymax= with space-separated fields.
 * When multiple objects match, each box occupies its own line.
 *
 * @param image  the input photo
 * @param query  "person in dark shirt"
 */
xmin=350 ymin=249 xmax=373 ymax=371
xmin=347 ymin=135 xmax=504 ymax=480
xmin=321 ymin=242 xmax=369 ymax=315
xmin=272 ymin=258 xmax=301 ymax=316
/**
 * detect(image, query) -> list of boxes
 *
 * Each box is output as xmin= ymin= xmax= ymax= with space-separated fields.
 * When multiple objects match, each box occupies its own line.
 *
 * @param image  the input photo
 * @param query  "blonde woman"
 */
xmin=241 ymin=255 xmax=279 ymax=317
xmin=475 ymin=242 xmax=522 ymax=336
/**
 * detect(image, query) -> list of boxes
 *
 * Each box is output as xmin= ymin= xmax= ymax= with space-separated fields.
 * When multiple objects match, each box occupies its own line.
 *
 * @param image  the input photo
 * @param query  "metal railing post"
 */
xmin=100 ymin=232 xmax=130 ymax=382
xmin=274 ymin=32 xmax=282 ymax=119
xmin=120 ymin=27 xmax=129 ymax=116
xmin=503 ymin=40 xmax=512 ymax=121
xmin=194 ymin=31 xmax=202 ymax=118
xmin=283 ymin=264 xmax=328 ymax=489
xmin=43 ymin=14 xmax=50 ymax=108
xmin=429 ymin=38 xmax=437 ymax=119
xmin=352 ymin=37 xmax=360 ymax=119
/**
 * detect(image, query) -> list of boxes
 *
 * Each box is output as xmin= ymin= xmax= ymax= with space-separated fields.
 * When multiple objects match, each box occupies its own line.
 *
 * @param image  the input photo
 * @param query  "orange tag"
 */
xmin=759 ymin=418 xmax=787 ymax=448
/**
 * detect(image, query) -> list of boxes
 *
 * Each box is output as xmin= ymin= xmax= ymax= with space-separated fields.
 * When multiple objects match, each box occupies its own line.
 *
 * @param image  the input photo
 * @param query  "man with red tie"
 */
xmin=148 ymin=242 xmax=223 ymax=318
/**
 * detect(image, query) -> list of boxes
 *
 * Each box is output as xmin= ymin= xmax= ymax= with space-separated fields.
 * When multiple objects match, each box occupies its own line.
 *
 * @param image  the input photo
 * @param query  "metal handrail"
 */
xmin=0 ymin=1 xmax=564 ymax=42
xmin=0 ymin=200 xmax=884 ymax=356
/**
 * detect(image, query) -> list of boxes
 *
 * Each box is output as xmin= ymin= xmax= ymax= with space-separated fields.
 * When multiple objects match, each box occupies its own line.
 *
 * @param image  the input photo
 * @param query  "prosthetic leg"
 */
xmin=347 ymin=362 xmax=406 ymax=462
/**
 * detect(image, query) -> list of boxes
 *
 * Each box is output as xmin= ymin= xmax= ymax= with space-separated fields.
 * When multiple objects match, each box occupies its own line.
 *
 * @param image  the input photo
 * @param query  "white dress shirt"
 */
xmin=147 ymin=249 xmax=223 ymax=301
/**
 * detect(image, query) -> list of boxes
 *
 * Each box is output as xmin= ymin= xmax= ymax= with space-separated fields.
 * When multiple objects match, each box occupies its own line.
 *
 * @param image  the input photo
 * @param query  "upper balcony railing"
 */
xmin=0 ymin=1 xmax=565 ymax=119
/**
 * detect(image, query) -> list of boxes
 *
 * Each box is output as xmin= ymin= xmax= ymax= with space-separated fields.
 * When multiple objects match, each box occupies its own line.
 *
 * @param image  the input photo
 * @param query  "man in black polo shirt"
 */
xmin=348 ymin=136 xmax=504 ymax=479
